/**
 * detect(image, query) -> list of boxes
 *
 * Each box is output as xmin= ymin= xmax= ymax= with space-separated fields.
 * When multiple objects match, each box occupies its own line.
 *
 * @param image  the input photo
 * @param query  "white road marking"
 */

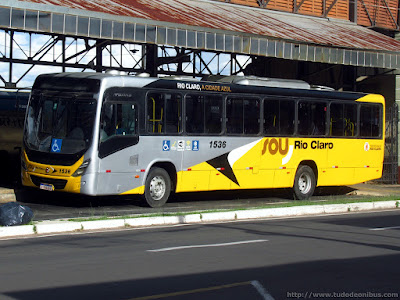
xmin=369 ymin=226 xmax=400 ymax=231
xmin=251 ymin=280 xmax=275 ymax=300
xmin=147 ymin=239 xmax=268 ymax=252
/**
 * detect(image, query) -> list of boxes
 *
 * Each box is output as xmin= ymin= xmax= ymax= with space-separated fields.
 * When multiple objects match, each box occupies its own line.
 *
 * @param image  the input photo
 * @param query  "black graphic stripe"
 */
xmin=206 ymin=153 xmax=239 ymax=186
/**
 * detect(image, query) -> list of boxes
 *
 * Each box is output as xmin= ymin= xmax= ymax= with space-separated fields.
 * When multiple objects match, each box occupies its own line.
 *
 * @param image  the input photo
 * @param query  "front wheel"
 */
xmin=293 ymin=165 xmax=316 ymax=200
xmin=143 ymin=168 xmax=171 ymax=208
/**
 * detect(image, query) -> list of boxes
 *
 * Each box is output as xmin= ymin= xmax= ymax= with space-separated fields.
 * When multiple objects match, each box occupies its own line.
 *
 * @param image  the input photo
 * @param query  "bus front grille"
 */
xmin=30 ymin=175 xmax=68 ymax=190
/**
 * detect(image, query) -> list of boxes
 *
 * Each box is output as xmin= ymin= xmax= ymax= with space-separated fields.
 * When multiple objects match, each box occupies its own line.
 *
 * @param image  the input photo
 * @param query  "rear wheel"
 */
xmin=293 ymin=165 xmax=315 ymax=200
xmin=144 ymin=168 xmax=171 ymax=208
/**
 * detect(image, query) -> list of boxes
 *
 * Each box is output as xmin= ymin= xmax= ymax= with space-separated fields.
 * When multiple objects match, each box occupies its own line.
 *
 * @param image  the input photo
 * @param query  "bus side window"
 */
xmin=226 ymin=97 xmax=260 ymax=136
xmin=205 ymin=95 xmax=223 ymax=134
xmin=185 ymin=94 xmax=204 ymax=134
xmin=344 ymin=103 xmax=357 ymax=136
xmin=264 ymin=99 xmax=294 ymax=135
xmin=185 ymin=94 xmax=222 ymax=134
xmin=146 ymin=92 xmax=182 ymax=134
xmin=226 ymin=97 xmax=244 ymax=134
xmin=101 ymin=102 xmax=137 ymax=140
xmin=147 ymin=93 xmax=165 ymax=133
xmin=280 ymin=100 xmax=295 ymax=135
xmin=330 ymin=103 xmax=343 ymax=136
xmin=263 ymin=99 xmax=279 ymax=135
xmin=297 ymin=101 xmax=311 ymax=135
xmin=298 ymin=101 xmax=326 ymax=136
xmin=330 ymin=103 xmax=357 ymax=137
xmin=360 ymin=104 xmax=381 ymax=137
xmin=121 ymin=103 xmax=137 ymax=135
xmin=314 ymin=103 xmax=326 ymax=135
xmin=165 ymin=93 xmax=182 ymax=134
xmin=244 ymin=98 xmax=260 ymax=135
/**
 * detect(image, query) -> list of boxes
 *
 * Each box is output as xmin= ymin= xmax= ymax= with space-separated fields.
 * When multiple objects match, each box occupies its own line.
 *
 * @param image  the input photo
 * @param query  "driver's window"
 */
xmin=100 ymin=102 xmax=137 ymax=142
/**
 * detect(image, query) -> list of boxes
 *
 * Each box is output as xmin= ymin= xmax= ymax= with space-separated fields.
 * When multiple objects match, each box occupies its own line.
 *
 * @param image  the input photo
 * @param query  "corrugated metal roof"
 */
xmin=2 ymin=0 xmax=400 ymax=68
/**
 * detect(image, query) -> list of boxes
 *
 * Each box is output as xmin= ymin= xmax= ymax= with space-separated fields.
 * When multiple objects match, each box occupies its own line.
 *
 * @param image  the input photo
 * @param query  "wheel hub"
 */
xmin=298 ymin=173 xmax=312 ymax=194
xmin=149 ymin=176 xmax=166 ymax=201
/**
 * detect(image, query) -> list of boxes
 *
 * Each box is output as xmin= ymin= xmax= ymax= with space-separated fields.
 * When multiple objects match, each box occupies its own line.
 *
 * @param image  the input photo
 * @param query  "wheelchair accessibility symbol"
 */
xmin=162 ymin=140 xmax=170 ymax=151
xmin=51 ymin=138 xmax=62 ymax=153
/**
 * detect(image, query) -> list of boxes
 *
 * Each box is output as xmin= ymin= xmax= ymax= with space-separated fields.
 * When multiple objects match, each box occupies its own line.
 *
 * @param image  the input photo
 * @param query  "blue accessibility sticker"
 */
xmin=51 ymin=138 xmax=62 ymax=153
xmin=162 ymin=140 xmax=170 ymax=151
xmin=192 ymin=140 xmax=199 ymax=151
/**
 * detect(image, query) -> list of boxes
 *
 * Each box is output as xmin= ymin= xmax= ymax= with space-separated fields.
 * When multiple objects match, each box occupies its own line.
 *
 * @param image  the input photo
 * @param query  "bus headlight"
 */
xmin=72 ymin=159 xmax=91 ymax=177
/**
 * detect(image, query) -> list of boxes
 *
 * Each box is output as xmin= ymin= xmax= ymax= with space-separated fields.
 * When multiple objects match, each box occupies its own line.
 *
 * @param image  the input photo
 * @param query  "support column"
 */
xmin=395 ymin=75 xmax=400 ymax=182
xmin=95 ymin=40 xmax=103 ymax=73
xmin=62 ymin=36 xmax=66 ymax=72
xmin=144 ymin=44 xmax=158 ymax=77
xmin=7 ymin=31 xmax=14 ymax=88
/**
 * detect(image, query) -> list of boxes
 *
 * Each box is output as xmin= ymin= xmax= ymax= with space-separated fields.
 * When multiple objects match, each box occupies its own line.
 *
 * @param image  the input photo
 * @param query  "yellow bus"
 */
xmin=21 ymin=73 xmax=384 ymax=207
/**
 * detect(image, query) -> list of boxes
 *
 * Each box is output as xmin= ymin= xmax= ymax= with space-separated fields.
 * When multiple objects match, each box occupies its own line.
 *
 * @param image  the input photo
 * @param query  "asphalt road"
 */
xmin=0 ymin=210 xmax=399 ymax=300
xmin=14 ymin=185 xmax=360 ymax=221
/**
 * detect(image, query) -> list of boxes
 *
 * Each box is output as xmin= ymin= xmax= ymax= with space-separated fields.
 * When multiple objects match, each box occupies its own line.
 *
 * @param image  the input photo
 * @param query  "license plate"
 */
xmin=40 ymin=183 xmax=54 ymax=191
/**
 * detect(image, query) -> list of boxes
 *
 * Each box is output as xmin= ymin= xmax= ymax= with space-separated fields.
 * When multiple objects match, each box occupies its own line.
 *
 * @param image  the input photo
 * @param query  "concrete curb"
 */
xmin=0 ymin=189 xmax=16 ymax=204
xmin=0 ymin=200 xmax=398 ymax=239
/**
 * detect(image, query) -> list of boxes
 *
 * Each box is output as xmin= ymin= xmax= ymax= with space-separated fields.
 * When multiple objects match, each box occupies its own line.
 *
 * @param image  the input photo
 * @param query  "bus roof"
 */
xmin=33 ymin=72 xmax=371 ymax=101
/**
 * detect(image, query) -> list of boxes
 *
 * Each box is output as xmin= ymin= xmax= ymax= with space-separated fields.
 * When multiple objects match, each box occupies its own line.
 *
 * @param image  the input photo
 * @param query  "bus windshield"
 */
xmin=24 ymin=91 xmax=97 ymax=155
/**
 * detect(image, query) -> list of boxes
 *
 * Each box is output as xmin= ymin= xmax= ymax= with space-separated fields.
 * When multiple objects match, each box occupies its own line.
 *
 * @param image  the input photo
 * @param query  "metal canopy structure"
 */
xmin=2 ymin=0 xmax=400 ymax=68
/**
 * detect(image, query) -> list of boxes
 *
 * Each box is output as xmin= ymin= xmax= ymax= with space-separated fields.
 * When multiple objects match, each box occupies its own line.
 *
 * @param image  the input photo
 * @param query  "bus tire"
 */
xmin=293 ymin=165 xmax=315 ymax=200
xmin=144 ymin=167 xmax=171 ymax=208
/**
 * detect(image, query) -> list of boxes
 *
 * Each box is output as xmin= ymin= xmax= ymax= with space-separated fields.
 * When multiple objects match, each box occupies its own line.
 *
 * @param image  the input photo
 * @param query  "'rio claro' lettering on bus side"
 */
xmin=295 ymin=140 xmax=334 ymax=149
xmin=177 ymin=82 xmax=201 ymax=91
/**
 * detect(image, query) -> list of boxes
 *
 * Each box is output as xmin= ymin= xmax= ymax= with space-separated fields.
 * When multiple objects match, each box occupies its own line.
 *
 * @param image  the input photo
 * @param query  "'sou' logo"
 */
xmin=45 ymin=166 xmax=54 ymax=174
xmin=262 ymin=138 xmax=289 ymax=155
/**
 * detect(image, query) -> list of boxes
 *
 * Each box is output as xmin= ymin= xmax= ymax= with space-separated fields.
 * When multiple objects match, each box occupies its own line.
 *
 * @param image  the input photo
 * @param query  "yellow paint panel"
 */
xmin=354 ymin=167 xmax=383 ymax=182
xmin=321 ymin=168 xmax=355 ymax=186
xmin=209 ymin=171 xmax=232 ymax=190
xmin=234 ymin=170 xmax=274 ymax=189
xmin=176 ymin=162 xmax=216 ymax=192
xmin=273 ymin=169 xmax=295 ymax=188
xmin=21 ymin=150 xmax=84 ymax=193
xmin=356 ymin=94 xmax=385 ymax=104
xmin=176 ymin=136 xmax=384 ymax=193
xmin=121 ymin=185 xmax=145 ymax=195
